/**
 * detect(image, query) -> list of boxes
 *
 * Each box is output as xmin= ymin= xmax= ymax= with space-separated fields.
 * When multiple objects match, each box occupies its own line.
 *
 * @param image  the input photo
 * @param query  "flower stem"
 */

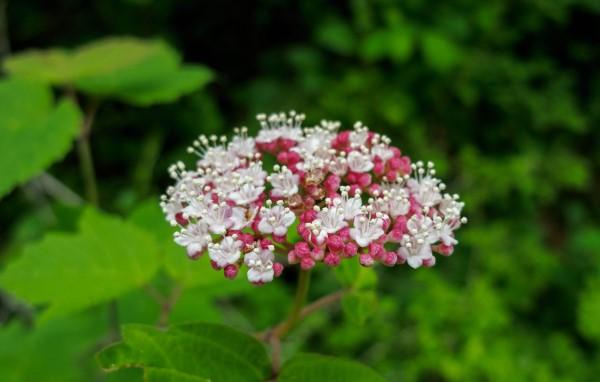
xmin=273 ymin=269 xmax=311 ymax=339
xmin=76 ymin=137 xmax=99 ymax=206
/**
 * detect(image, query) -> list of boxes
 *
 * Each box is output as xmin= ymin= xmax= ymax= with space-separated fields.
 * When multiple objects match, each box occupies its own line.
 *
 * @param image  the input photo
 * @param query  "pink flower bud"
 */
xmin=272 ymin=234 xmax=286 ymax=243
xmin=385 ymin=170 xmax=397 ymax=182
xmin=187 ymin=250 xmax=203 ymax=260
xmin=326 ymin=235 xmax=345 ymax=253
xmin=278 ymin=138 xmax=297 ymax=150
xmin=423 ymin=257 xmax=436 ymax=268
xmin=382 ymin=251 xmax=397 ymax=266
xmin=359 ymin=254 xmax=375 ymax=267
xmin=324 ymin=252 xmax=341 ymax=267
xmin=357 ymin=173 xmax=372 ymax=188
xmin=287 ymin=151 xmax=301 ymax=165
xmin=300 ymin=210 xmax=318 ymax=223
xmin=277 ymin=151 xmax=289 ymax=164
xmin=224 ymin=264 xmax=239 ymax=279
xmin=175 ymin=212 xmax=188 ymax=226
xmin=294 ymin=242 xmax=311 ymax=258
xmin=368 ymin=243 xmax=384 ymax=259
xmin=310 ymin=248 xmax=325 ymax=261
xmin=390 ymin=146 xmax=401 ymax=158
xmin=338 ymin=227 xmax=350 ymax=240
xmin=434 ymin=243 xmax=454 ymax=256
xmin=388 ymin=229 xmax=403 ymax=242
xmin=324 ymin=174 xmax=341 ymax=193
xmin=288 ymin=250 xmax=299 ymax=264
xmin=373 ymin=161 xmax=385 ymax=176
xmin=344 ymin=242 xmax=358 ymax=257
xmin=259 ymin=238 xmax=273 ymax=249
xmin=273 ymin=262 xmax=284 ymax=277
xmin=210 ymin=260 xmax=222 ymax=270
xmin=300 ymin=257 xmax=316 ymax=270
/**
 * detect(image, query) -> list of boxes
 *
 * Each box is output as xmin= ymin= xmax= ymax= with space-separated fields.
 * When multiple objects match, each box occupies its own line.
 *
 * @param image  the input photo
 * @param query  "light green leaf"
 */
xmin=335 ymin=257 xmax=377 ymax=290
xmin=316 ymin=19 xmax=355 ymax=56
xmin=5 ymin=37 xmax=213 ymax=106
xmin=0 ymin=208 xmax=161 ymax=321
xmin=0 ymin=78 xmax=82 ymax=198
xmin=97 ymin=322 xmax=271 ymax=382
xmin=108 ymin=65 xmax=214 ymax=106
xmin=278 ymin=354 xmax=386 ymax=382
xmin=341 ymin=290 xmax=378 ymax=325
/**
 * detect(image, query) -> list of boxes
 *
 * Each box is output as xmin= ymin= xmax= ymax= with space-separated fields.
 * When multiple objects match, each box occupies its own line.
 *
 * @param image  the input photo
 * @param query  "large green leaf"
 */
xmin=97 ymin=322 xmax=271 ymax=382
xmin=0 ymin=208 xmax=161 ymax=321
xmin=0 ymin=78 xmax=82 ymax=198
xmin=4 ymin=36 xmax=213 ymax=106
xmin=278 ymin=354 xmax=386 ymax=382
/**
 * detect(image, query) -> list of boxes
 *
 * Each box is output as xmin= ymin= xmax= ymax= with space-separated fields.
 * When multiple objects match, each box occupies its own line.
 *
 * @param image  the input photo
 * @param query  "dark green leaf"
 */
xmin=278 ymin=353 xmax=386 ymax=382
xmin=97 ymin=322 xmax=271 ymax=382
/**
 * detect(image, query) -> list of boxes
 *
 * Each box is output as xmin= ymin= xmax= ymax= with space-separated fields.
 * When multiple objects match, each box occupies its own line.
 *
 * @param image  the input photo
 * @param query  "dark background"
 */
xmin=1 ymin=0 xmax=600 ymax=381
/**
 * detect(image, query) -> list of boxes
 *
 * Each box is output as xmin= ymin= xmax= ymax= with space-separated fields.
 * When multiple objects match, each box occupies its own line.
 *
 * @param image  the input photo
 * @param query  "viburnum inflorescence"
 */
xmin=161 ymin=111 xmax=466 ymax=284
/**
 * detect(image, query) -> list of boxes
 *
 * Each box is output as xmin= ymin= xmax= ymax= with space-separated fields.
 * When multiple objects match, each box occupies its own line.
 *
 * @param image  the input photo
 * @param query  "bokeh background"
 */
xmin=1 ymin=0 xmax=599 ymax=381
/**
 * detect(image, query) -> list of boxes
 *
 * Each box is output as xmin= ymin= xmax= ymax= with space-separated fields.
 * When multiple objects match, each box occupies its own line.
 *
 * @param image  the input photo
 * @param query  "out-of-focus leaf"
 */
xmin=341 ymin=290 xmax=378 ymax=325
xmin=316 ymin=19 xmax=355 ymax=56
xmin=97 ymin=322 xmax=271 ymax=382
xmin=0 ymin=208 xmax=160 ymax=321
xmin=421 ymin=32 xmax=462 ymax=72
xmin=578 ymin=277 xmax=600 ymax=342
xmin=335 ymin=257 xmax=377 ymax=290
xmin=278 ymin=353 xmax=386 ymax=382
xmin=0 ymin=79 xmax=82 ymax=198
xmin=0 ymin=311 xmax=107 ymax=382
xmin=5 ymin=37 xmax=213 ymax=106
xmin=108 ymin=65 xmax=214 ymax=106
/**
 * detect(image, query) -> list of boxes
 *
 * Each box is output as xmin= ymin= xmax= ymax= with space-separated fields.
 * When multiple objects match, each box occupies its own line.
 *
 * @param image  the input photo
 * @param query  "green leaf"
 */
xmin=341 ymin=290 xmax=378 ymax=325
xmin=0 ymin=311 xmax=108 ymax=382
xmin=335 ymin=257 xmax=377 ymax=290
xmin=0 ymin=78 xmax=82 ymax=198
xmin=108 ymin=65 xmax=214 ymax=106
xmin=0 ymin=208 xmax=161 ymax=321
xmin=315 ymin=19 xmax=355 ymax=56
xmin=421 ymin=32 xmax=462 ymax=72
xmin=5 ymin=37 xmax=213 ymax=106
xmin=97 ymin=322 xmax=271 ymax=382
xmin=278 ymin=354 xmax=386 ymax=382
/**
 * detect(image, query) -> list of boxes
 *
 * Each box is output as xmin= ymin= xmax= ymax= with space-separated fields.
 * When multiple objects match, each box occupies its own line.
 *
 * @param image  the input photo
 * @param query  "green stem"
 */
xmin=273 ymin=269 xmax=311 ymax=339
xmin=76 ymin=136 xmax=99 ymax=206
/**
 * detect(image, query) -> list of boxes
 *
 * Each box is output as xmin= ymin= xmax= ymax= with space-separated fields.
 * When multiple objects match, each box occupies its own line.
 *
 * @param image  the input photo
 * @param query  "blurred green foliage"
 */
xmin=0 ymin=0 xmax=599 ymax=381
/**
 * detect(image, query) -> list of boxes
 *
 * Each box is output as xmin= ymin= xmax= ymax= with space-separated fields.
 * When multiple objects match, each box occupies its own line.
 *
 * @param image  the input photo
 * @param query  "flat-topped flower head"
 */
xmin=161 ymin=111 xmax=466 ymax=283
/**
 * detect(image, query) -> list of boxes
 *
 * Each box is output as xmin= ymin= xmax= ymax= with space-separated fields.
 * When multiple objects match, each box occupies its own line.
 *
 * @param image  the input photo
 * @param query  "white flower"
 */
xmin=398 ymin=244 xmax=435 ymax=269
xmin=384 ymin=189 xmax=410 ymax=217
xmin=349 ymin=214 xmax=385 ymax=247
xmin=229 ymin=136 xmax=256 ymax=157
xmin=438 ymin=223 xmax=458 ymax=246
xmin=237 ymin=162 xmax=267 ymax=187
xmin=230 ymin=183 xmax=265 ymax=205
xmin=174 ymin=222 xmax=212 ymax=257
xmin=231 ymin=206 xmax=258 ymax=230
xmin=208 ymin=236 xmax=243 ymax=267
xmin=350 ymin=123 xmax=369 ymax=146
xmin=371 ymin=144 xmax=394 ymax=161
xmin=336 ymin=187 xmax=362 ymax=220
xmin=347 ymin=151 xmax=374 ymax=173
xmin=269 ymin=168 xmax=299 ymax=198
xmin=408 ymin=176 xmax=442 ymax=208
xmin=203 ymin=201 xmax=234 ymax=234
xmin=257 ymin=204 xmax=296 ymax=236
xmin=406 ymin=215 xmax=437 ymax=244
xmin=182 ymin=196 xmax=211 ymax=219
xmin=198 ymin=145 xmax=239 ymax=172
xmin=317 ymin=204 xmax=347 ymax=233
xmin=244 ymin=249 xmax=275 ymax=283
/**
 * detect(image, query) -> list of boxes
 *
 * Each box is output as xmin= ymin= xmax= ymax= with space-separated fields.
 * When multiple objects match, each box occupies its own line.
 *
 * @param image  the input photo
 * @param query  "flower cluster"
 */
xmin=161 ymin=112 xmax=466 ymax=284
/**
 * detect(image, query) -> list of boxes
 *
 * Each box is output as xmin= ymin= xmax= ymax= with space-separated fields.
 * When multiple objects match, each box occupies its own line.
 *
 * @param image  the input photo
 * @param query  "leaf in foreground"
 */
xmin=0 ymin=208 xmax=160 ymax=321
xmin=278 ymin=353 xmax=387 ymax=382
xmin=0 ymin=78 xmax=82 ymax=198
xmin=97 ymin=322 xmax=271 ymax=382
